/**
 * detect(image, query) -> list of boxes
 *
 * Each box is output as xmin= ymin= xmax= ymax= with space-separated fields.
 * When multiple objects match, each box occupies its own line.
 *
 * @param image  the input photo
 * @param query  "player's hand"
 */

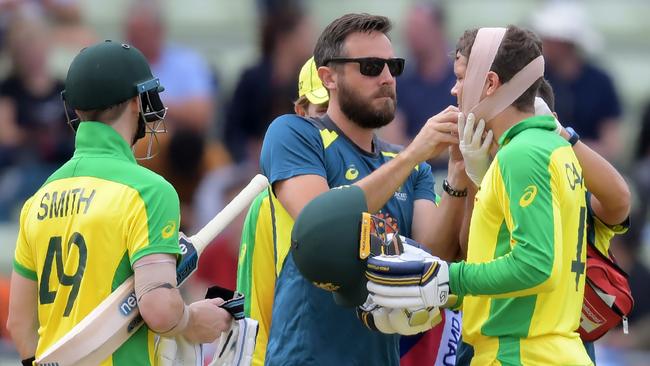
xmin=405 ymin=106 xmax=459 ymax=163
xmin=458 ymin=112 xmax=492 ymax=187
xmin=366 ymin=243 xmax=450 ymax=309
xmin=184 ymin=298 xmax=233 ymax=344
xmin=357 ymin=296 xmax=442 ymax=336
xmin=534 ymin=97 xmax=563 ymax=135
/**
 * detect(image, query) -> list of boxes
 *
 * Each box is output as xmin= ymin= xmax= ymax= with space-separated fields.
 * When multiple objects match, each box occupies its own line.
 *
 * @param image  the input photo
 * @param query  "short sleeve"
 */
xmin=260 ymin=115 xmax=327 ymax=184
xmin=412 ymin=161 xmax=436 ymax=202
xmin=13 ymin=197 xmax=37 ymax=281
xmin=128 ymin=179 xmax=181 ymax=265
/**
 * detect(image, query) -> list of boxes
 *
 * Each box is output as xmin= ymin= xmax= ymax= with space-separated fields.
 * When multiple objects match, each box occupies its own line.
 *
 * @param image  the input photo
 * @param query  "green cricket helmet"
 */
xmin=62 ymin=40 xmax=166 ymax=150
xmin=291 ymin=185 xmax=404 ymax=307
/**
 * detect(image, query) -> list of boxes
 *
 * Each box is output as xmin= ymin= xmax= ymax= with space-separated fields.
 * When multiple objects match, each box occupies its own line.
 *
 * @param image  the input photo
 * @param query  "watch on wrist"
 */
xmin=565 ymin=127 xmax=580 ymax=146
xmin=443 ymin=179 xmax=468 ymax=198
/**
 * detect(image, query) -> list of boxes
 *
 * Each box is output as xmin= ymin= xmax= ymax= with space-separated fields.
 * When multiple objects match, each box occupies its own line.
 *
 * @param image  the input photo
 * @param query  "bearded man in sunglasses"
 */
xmin=259 ymin=13 xmax=471 ymax=365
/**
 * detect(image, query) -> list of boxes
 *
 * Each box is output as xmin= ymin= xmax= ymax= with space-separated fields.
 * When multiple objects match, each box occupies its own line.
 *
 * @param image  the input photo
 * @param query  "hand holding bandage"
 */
xmin=458 ymin=113 xmax=493 ymax=187
xmin=366 ymin=243 xmax=450 ymax=311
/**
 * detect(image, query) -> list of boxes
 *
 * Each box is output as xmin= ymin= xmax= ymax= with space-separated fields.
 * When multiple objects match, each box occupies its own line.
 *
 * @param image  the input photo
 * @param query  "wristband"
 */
xmin=442 ymin=179 xmax=468 ymax=198
xmin=22 ymin=357 xmax=35 ymax=366
xmin=566 ymin=127 xmax=580 ymax=146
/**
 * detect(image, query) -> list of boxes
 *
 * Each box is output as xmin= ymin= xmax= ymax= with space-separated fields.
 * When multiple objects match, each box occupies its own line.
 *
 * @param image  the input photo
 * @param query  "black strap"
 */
xmin=205 ymin=285 xmax=245 ymax=320
xmin=22 ymin=356 xmax=35 ymax=366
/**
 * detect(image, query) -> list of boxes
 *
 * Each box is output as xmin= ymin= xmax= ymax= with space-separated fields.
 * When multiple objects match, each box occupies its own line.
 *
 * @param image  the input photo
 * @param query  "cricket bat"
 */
xmin=35 ymin=174 xmax=269 ymax=366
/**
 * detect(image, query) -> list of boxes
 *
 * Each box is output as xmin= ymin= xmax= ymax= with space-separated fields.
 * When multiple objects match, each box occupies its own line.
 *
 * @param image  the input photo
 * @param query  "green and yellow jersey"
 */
xmin=13 ymin=122 xmax=181 ymax=366
xmin=449 ymin=116 xmax=592 ymax=365
xmin=587 ymin=192 xmax=629 ymax=257
xmin=236 ymin=188 xmax=291 ymax=366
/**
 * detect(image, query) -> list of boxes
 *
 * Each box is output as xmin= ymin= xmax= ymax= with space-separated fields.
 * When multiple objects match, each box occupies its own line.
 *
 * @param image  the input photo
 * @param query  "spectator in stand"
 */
xmin=393 ymin=1 xmax=456 ymax=146
xmin=125 ymin=0 xmax=225 ymax=230
xmin=531 ymin=1 xmax=623 ymax=161
xmin=0 ymin=9 xmax=73 ymax=221
xmin=224 ymin=3 xmax=314 ymax=163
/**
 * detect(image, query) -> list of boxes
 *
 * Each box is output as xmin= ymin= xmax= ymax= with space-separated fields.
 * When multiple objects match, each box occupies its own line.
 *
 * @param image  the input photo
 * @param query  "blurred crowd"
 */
xmin=0 ymin=0 xmax=649 ymax=363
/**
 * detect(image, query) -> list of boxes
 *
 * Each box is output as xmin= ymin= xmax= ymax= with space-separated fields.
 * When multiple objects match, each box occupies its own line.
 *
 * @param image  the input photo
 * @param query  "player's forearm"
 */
xmin=449 ymin=244 xmax=555 ymax=298
xmin=355 ymin=151 xmax=420 ymax=213
xmin=571 ymin=139 xmax=630 ymax=224
xmin=7 ymin=322 xmax=38 ymax=359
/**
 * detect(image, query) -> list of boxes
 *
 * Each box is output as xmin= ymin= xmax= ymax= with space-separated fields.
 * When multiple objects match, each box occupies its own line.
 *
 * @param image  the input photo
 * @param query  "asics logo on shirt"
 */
xmin=161 ymin=220 xmax=176 ymax=239
xmin=345 ymin=166 xmax=359 ymax=180
xmin=519 ymin=185 xmax=538 ymax=207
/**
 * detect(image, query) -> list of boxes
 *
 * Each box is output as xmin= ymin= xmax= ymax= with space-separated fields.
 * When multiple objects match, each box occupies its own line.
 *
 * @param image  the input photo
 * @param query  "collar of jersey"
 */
xmin=321 ymin=114 xmax=381 ymax=158
xmin=498 ymin=115 xmax=556 ymax=147
xmin=73 ymin=121 xmax=136 ymax=163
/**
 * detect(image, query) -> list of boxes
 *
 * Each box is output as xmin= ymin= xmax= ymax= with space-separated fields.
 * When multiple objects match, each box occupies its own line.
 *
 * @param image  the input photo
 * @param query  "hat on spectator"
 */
xmin=530 ymin=2 xmax=603 ymax=54
xmin=298 ymin=57 xmax=329 ymax=105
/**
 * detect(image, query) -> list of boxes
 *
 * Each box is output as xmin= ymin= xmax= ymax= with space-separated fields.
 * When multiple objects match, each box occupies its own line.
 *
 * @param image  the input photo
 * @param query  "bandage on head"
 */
xmin=460 ymin=27 xmax=545 ymax=122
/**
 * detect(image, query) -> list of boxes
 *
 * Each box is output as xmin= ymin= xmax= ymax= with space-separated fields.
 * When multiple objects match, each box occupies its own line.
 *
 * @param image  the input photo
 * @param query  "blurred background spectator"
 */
xmin=531 ymin=1 xmax=623 ymax=162
xmin=126 ymin=0 xmax=228 ymax=231
xmin=224 ymin=1 xmax=315 ymax=164
xmin=0 ymin=8 xmax=73 ymax=221
xmin=389 ymin=1 xmax=456 ymax=149
xmin=0 ymin=0 xmax=649 ymax=364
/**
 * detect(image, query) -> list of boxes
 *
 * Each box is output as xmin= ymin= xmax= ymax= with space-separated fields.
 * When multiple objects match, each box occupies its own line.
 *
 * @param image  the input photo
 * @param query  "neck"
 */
xmin=327 ymin=98 xmax=375 ymax=152
xmin=20 ymin=71 xmax=54 ymax=96
xmin=108 ymin=116 xmax=137 ymax=147
xmin=488 ymin=106 xmax=535 ymax=145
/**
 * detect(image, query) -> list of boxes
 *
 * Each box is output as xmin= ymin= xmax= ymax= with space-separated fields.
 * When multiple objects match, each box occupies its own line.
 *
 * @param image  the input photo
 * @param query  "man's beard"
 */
xmin=338 ymin=78 xmax=396 ymax=129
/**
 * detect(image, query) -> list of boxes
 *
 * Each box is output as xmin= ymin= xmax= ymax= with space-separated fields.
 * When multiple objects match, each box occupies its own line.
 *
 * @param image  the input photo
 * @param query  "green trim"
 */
xmin=237 ymin=189 xmax=269 ymax=316
xmin=112 ymin=323 xmax=151 ymax=365
xmin=111 ymin=252 xmax=132 ymax=291
xmin=482 ymin=295 xmax=537 ymax=337
xmin=496 ymin=336 xmax=522 ymax=365
xmin=498 ymin=115 xmax=556 ymax=147
xmin=13 ymin=259 xmax=37 ymax=281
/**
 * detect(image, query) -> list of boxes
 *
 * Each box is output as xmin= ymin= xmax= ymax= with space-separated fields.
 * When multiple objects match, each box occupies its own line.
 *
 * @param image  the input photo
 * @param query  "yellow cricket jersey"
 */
xmin=13 ymin=122 xmax=181 ymax=366
xmin=236 ymin=188 xmax=293 ymax=366
xmin=586 ymin=192 xmax=629 ymax=257
xmin=449 ymin=116 xmax=593 ymax=365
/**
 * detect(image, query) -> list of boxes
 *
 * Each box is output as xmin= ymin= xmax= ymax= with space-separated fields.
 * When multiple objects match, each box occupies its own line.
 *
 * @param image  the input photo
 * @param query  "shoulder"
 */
xmin=131 ymin=165 xmax=179 ymax=200
xmin=264 ymin=114 xmax=322 ymax=141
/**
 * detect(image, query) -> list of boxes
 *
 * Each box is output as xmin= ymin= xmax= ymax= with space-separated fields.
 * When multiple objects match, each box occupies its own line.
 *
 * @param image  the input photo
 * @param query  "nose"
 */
xmin=450 ymin=80 xmax=459 ymax=97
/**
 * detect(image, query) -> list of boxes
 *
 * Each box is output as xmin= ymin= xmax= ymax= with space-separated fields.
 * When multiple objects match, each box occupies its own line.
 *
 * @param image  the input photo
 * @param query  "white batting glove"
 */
xmin=357 ymin=296 xmax=442 ymax=336
xmin=458 ymin=113 xmax=493 ymax=187
xmin=366 ymin=243 xmax=450 ymax=310
xmin=534 ymin=97 xmax=563 ymax=135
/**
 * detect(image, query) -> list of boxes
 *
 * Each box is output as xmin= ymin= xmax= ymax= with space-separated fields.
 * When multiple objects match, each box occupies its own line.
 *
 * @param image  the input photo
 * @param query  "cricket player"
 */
xmin=537 ymin=81 xmax=631 ymax=364
xmin=7 ymin=41 xmax=232 ymax=366
xmin=260 ymin=13 xmax=471 ymax=365
xmin=366 ymin=26 xmax=594 ymax=365
xmin=236 ymin=56 xmax=329 ymax=366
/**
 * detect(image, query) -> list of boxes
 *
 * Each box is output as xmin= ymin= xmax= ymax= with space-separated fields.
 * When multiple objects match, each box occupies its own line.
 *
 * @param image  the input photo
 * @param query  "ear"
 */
xmin=318 ymin=66 xmax=337 ymax=91
xmin=484 ymin=71 xmax=501 ymax=97
xmin=130 ymin=95 xmax=141 ymax=114
xmin=294 ymin=103 xmax=305 ymax=116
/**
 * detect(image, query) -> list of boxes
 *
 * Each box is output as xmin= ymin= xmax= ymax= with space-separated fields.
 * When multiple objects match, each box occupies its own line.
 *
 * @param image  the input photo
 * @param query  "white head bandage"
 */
xmin=461 ymin=27 xmax=545 ymax=122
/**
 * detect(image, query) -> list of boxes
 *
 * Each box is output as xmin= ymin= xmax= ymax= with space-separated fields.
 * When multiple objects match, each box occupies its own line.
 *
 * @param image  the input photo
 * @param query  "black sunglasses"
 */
xmin=324 ymin=57 xmax=405 ymax=77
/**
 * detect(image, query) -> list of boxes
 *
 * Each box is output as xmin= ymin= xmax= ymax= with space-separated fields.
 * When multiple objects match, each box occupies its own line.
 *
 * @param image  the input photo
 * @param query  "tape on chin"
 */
xmin=461 ymin=27 xmax=545 ymax=122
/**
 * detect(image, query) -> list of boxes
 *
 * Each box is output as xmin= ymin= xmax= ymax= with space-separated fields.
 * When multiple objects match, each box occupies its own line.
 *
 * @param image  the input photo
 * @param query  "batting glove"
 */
xmin=458 ymin=112 xmax=493 ymax=187
xmin=534 ymin=97 xmax=563 ymax=135
xmin=357 ymin=296 xmax=443 ymax=336
xmin=366 ymin=243 xmax=450 ymax=310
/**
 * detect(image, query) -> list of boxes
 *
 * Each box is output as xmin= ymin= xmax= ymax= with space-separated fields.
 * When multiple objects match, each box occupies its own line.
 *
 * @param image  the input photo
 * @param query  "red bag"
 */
xmin=578 ymin=244 xmax=634 ymax=341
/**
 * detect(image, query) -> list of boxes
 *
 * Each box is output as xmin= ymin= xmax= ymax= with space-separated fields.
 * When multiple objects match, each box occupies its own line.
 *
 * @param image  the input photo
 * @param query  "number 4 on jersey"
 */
xmin=39 ymin=233 xmax=87 ymax=316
